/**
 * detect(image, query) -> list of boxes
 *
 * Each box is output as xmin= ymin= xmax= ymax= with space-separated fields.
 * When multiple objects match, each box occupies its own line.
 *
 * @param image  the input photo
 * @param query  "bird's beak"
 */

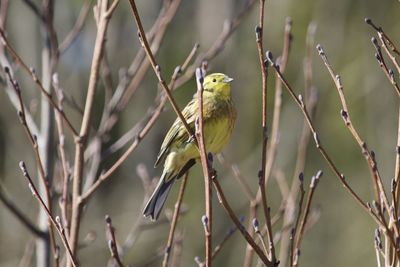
xmin=224 ymin=76 xmax=234 ymax=83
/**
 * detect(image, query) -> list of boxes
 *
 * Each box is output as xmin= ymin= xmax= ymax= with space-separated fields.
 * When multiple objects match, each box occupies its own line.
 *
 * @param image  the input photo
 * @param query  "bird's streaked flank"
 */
xmin=143 ymin=73 xmax=236 ymax=220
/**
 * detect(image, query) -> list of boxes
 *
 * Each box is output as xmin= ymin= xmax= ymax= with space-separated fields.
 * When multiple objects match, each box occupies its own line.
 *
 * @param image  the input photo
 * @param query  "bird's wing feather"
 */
xmin=154 ymin=98 xmax=198 ymax=167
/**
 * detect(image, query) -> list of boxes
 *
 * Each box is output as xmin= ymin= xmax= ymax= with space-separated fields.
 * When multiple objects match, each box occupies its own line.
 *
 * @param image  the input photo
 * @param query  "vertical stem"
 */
xmin=255 ymin=0 xmax=277 ymax=265
xmin=245 ymin=1 xmax=276 ymax=265
xmin=69 ymin=0 xmax=112 ymax=264
xmin=195 ymin=68 xmax=212 ymax=267
xmin=162 ymin=173 xmax=189 ymax=267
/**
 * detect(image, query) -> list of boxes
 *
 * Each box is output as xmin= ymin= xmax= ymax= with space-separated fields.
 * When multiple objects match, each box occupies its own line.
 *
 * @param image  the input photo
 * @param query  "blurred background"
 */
xmin=0 ymin=0 xmax=399 ymax=266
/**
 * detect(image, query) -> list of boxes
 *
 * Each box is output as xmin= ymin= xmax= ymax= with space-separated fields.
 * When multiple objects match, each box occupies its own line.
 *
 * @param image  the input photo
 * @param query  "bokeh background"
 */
xmin=1 ymin=0 xmax=400 ymax=266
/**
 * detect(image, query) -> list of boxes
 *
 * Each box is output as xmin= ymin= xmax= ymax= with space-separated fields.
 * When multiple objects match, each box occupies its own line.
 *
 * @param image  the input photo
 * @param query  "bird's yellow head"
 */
xmin=203 ymin=73 xmax=233 ymax=100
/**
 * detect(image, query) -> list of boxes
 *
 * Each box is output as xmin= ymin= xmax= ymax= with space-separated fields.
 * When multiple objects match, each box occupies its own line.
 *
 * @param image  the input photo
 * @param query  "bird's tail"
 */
xmin=143 ymin=172 xmax=174 ymax=221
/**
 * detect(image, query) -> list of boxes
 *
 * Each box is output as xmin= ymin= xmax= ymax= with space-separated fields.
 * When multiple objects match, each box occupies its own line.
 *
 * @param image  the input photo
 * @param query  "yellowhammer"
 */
xmin=143 ymin=73 xmax=236 ymax=220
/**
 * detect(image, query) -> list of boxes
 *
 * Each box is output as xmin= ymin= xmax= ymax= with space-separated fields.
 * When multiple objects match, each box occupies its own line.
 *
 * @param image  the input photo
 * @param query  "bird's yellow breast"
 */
xmin=163 ymin=99 xmax=235 ymax=175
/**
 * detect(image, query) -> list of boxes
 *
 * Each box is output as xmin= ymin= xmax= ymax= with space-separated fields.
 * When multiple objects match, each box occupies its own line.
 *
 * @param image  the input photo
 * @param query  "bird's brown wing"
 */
xmin=154 ymin=98 xmax=198 ymax=167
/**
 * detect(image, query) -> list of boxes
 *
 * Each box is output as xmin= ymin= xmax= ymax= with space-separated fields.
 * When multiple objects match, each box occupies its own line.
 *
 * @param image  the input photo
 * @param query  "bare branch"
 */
xmin=127 ymin=0 xmax=194 ymax=140
xmin=69 ymin=0 xmax=119 ymax=260
xmin=18 ymin=161 xmax=77 ymax=267
xmin=194 ymin=68 xmax=213 ymax=267
xmin=162 ymin=173 xmax=189 ymax=267
xmin=105 ymin=215 xmax=125 ymax=267
xmin=317 ymin=44 xmax=392 ymax=224
xmin=266 ymin=51 xmax=385 ymax=228
xmin=293 ymin=170 xmax=323 ymax=266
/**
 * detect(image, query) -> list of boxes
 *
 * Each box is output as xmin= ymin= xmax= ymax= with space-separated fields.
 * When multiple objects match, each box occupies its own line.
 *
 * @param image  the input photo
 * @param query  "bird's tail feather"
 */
xmin=143 ymin=172 xmax=174 ymax=220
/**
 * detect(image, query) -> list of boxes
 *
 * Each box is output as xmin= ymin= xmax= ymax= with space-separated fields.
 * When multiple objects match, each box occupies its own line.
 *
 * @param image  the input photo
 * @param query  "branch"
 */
xmin=127 ymin=0 xmax=193 ymax=139
xmin=18 ymin=161 xmax=77 ymax=267
xmin=370 ymin=37 xmax=400 ymax=97
xmin=316 ymin=44 xmax=393 ymax=229
xmin=105 ymin=215 xmax=125 ymax=267
xmin=245 ymin=1 xmax=277 ymax=266
xmin=365 ymin=18 xmax=400 ymax=75
xmin=69 ymin=0 xmax=119 ymax=260
xmin=117 ymin=0 xmax=182 ymax=110
xmin=194 ymin=68 xmax=213 ymax=267
xmin=293 ymin=170 xmax=323 ymax=266
xmin=162 ymin=172 xmax=188 ymax=267
xmin=265 ymin=51 xmax=385 ymax=228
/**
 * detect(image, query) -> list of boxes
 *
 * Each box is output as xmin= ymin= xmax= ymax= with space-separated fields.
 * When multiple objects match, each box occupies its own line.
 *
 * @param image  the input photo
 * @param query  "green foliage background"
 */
xmin=0 ymin=0 xmax=399 ymax=266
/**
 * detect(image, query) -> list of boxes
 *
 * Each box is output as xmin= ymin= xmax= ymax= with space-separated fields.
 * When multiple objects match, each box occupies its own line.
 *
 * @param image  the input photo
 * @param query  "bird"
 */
xmin=143 ymin=73 xmax=236 ymax=220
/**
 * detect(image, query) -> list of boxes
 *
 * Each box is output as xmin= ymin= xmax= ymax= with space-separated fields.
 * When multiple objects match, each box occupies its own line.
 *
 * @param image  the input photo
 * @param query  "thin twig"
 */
xmin=18 ymin=161 xmax=77 ymax=267
xmin=194 ymin=68 xmax=212 ymax=267
xmin=365 ymin=18 xmax=400 ymax=76
xmin=248 ymin=0 xmax=277 ymax=265
xmin=106 ymin=215 xmax=125 ymax=267
xmin=365 ymin=18 xmax=400 ymax=57
xmin=373 ymin=200 xmax=400 ymax=261
xmin=370 ymin=37 xmax=400 ymax=97
xmin=265 ymin=51 xmax=386 ymax=229
xmin=292 ymin=173 xmax=305 ymax=246
xmin=252 ymin=218 xmax=268 ymax=256
xmin=127 ymin=0 xmax=193 ymax=139
xmin=375 ymin=229 xmax=383 ymax=267
xmin=317 ymin=44 xmax=393 ymax=224
xmin=162 ymin=172 xmax=189 ymax=267
xmin=118 ymin=0 xmax=182 ymax=110
xmin=293 ymin=171 xmax=323 ymax=266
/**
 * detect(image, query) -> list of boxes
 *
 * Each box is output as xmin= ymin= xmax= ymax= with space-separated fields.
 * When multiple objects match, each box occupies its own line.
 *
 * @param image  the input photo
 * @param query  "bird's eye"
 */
xmin=212 ymin=78 xmax=217 ymax=82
